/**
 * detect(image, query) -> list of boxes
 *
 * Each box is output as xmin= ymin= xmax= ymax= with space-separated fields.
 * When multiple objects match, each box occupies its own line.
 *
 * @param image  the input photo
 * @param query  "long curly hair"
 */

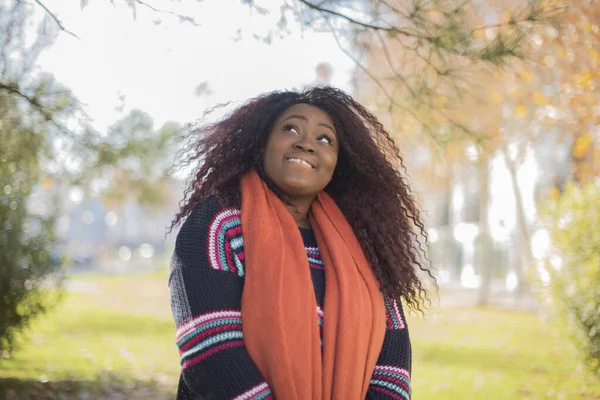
xmin=171 ymin=86 xmax=435 ymax=311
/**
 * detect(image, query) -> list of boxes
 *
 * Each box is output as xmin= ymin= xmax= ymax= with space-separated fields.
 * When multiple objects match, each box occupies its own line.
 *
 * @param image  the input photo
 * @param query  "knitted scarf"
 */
xmin=240 ymin=170 xmax=386 ymax=399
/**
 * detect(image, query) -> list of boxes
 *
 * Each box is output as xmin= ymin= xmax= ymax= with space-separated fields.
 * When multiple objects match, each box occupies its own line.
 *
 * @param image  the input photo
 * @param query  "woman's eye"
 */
xmin=317 ymin=135 xmax=334 ymax=145
xmin=283 ymin=124 xmax=300 ymax=135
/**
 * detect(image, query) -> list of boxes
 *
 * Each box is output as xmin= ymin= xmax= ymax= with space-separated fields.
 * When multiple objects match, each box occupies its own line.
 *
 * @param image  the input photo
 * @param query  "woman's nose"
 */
xmin=293 ymin=139 xmax=316 ymax=154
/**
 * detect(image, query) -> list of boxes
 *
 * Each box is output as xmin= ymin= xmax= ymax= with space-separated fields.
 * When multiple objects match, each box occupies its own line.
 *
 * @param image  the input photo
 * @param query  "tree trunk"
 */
xmin=477 ymin=155 xmax=493 ymax=305
xmin=502 ymin=145 xmax=534 ymax=301
xmin=446 ymin=164 xmax=460 ymax=282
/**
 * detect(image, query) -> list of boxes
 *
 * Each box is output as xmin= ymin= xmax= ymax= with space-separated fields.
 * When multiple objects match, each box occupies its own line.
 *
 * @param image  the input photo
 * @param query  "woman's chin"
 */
xmin=278 ymin=178 xmax=320 ymax=199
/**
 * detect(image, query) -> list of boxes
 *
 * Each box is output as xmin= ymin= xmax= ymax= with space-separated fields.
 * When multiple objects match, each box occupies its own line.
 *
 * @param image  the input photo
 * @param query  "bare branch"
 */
xmin=0 ymin=82 xmax=72 ymax=135
xmin=1 ymin=82 xmax=53 ymax=120
xmin=32 ymin=0 xmax=80 ymax=39
xmin=299 ymin=0 xmax=544 ymax=64
xmin=32 ymin=0 xmax=199 ymax=39
xmin=131 ymin=0 xmax=200 ymax=26
xmin=373 ymin=30 xmax=417 ymax=98
xmin=379 ymin=0 xmax=409 ymax=18
xmin=321 ymin=19 xmax=444 ymax=138
xmin=298 ymin=0 xmax=414 ymax=36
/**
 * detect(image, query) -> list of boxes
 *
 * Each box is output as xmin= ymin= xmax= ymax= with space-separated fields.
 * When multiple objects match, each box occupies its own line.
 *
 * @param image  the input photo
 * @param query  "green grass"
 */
xmin=409 ymin=308 xmax=600 ymax=399
xmin=0 ymin=275 xmax=178 ymax=400
xmin=1 ymin=276 xmax=599 ymax=399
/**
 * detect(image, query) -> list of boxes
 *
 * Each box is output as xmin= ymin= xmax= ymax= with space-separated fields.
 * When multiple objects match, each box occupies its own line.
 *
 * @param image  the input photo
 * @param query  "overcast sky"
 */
xmin=33 ymin=0 xmax=354 ymax=132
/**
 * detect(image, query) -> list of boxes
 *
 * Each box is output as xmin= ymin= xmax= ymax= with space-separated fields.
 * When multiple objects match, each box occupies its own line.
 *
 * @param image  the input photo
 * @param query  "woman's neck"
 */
xmin=285 ymin=201 xmax=312 ymax=228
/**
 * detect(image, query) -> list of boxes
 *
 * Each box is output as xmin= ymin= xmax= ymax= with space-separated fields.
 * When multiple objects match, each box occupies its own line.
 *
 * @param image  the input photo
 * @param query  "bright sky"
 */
xmin=34 ymin=0 xmax=355 ymax=132
xmin=28 ymin=1 xmax=545 ymax=279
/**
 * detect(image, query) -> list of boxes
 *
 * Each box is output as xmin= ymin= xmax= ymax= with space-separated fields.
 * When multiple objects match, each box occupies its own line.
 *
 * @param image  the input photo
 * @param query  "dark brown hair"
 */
xmin=172 ymin=86 xmax=435 ymax=311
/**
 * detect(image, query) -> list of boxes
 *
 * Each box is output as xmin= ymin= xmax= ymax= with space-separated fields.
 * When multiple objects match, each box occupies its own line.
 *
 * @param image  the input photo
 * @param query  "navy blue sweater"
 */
xmin=169 ymin=196 xmax=412 ymax=399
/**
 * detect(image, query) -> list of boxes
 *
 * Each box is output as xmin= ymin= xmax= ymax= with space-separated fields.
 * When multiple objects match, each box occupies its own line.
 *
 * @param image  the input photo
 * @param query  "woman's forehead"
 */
xmin=277 ymin=103 xmax=333 ymax=124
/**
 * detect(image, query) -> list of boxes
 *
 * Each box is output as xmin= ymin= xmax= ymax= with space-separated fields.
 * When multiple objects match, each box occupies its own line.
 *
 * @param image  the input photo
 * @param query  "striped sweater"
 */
xmin=169 ymin=196 xmax=412 ymax=399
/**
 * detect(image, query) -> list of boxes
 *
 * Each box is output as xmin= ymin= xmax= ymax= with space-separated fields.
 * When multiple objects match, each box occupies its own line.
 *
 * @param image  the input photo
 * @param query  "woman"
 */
xmin=169 ymin=87 xmax=433 ymax=400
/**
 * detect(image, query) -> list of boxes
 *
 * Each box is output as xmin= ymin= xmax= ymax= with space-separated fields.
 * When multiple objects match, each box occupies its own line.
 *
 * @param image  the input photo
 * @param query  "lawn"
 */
xmin=1 ymin=274 xmax=599 ymax=399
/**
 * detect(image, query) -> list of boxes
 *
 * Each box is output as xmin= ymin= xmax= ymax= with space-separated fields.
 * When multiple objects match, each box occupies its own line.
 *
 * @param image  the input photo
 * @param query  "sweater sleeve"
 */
xmin=169 ymin=196 xmax=273 ymax=400
xmin=365 ymin=296 xmax=412 ymax=400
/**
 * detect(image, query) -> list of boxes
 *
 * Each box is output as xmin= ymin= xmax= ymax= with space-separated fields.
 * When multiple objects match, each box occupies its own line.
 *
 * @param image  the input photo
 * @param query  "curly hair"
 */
xmin=171 ymin=86 xmax=435 ymax=311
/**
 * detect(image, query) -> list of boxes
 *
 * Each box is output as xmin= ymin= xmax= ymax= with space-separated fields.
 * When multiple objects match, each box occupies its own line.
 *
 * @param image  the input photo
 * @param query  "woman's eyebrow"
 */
xmin=281 ymin=114 xmax=336 ymax=135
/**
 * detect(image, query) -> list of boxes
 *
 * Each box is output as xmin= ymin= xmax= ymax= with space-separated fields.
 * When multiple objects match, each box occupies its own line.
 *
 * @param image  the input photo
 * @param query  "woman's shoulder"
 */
xmin=178 ymin=195 xmax=242 ymax=241
xmin=174 ymin=195 xmax=245 ymax=276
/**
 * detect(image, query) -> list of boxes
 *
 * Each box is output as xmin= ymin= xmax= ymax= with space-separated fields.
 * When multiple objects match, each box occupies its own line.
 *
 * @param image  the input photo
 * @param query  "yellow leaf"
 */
xmin=491 ymin=90 xmax=504 ymax=104
xmin=590 ymin=48 xmax=600 ymax=62
xmin=533 ymin=92 xmax=549 ymax=105
xmin=548 ymin=187 xmax=560 ymax=201
xmin=434 ymin=95 xmax=449 ymax=108
xmin=576 ymin=72 xmax=594 ymax=88
xmin=508 ymin=84 xmax=526 ymax=100
xmin=572 ymin=133 xmax=592 ymax=159
xmin=446 ymin=142 xmax=463 ymax=160
xmin=520 ymin=70 xmax=533 ymax=83
xmin=514 ymin=104 xmax=528 ymax=118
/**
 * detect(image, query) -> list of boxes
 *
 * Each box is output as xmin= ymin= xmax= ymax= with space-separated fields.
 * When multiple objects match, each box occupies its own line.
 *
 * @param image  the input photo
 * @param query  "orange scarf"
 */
xmin=240 ymin=170 xmax=386 ymax=399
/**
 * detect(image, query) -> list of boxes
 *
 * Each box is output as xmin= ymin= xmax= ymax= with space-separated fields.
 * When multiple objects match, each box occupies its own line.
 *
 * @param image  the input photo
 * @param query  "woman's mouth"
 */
xmin=286 ymin=157 xmax=315 ymax=169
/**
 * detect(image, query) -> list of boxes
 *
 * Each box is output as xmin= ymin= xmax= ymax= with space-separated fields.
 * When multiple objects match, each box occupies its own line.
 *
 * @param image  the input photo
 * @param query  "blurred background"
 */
xmin=0 ymin=0 xmax=598 ymax=399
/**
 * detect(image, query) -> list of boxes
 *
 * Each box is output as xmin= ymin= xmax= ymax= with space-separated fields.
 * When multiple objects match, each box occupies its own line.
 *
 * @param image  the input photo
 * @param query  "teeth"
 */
xmin=287 ymin=158 xmax=313 ymax=169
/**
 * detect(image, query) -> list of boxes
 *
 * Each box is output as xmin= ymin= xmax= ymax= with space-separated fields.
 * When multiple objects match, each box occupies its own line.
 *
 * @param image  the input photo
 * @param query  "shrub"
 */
xmin=0 ymin=97 xmax=64 ymax=356
xmin=543 ymin=182 xmax=600 ymax=379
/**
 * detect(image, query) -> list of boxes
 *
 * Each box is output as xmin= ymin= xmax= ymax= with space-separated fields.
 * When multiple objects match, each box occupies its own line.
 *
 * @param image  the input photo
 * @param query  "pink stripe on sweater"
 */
xmin=371 ymin=386 xmax=406 ymax=400
xmin=385 ymin=312 xmax=393 ymax=329
xmin=374 ymin=365 xmax=410 ymax=379
xmin=391 ymin=299 xmax=405 ymax=328
xmin=224 ymin=238 xmax=237 ymax=274
xmin=179 ymin=323 xmax=242 ymax=352
xmin=228 ymin=225 xmax=242 ymax=236
xmin=233 ymin=382 xmax=271 ymax=400
xmin=207 ymin=209 xmax=241 ymax=271
xmin=177 ymin=311 xmax=241 ymax=339
xmin=182 ymin=340 xmax=244 ymax=369
xmin=371 ymin=373 xmax=411 ymax=391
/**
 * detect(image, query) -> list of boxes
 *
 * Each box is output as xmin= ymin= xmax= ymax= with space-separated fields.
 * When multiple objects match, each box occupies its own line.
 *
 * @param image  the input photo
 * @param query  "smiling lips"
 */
xmin=286 ymin=157 xmax=315 ymax=169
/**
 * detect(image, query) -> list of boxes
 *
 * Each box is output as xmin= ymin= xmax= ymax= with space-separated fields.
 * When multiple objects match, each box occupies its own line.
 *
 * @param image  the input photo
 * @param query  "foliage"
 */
xmin=504 ymin=0 xmax=600 ymax=185
xmin=0 ymin=81 xmax=64 ymax=355
xmin=542 ymin=182 xmax=600 ymax=379
xmin=298 ymin=0 xmax=551 ymax=141
xmin=0 ymin=1 xmax=180 ymax=207
xmin=68 ymin=109 xmax=181 ymax=208
xmin=353 ymin=1 xmax=598 ymax=306
xmin=0 ymin=3 xmax=76 ymax=353
xmin=0 ymin=1 xmax=179 ymax=355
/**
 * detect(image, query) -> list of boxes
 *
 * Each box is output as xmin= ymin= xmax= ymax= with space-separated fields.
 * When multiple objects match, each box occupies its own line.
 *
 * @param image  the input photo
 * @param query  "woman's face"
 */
xmin=263 ymin=103 xmax=339 ymax=202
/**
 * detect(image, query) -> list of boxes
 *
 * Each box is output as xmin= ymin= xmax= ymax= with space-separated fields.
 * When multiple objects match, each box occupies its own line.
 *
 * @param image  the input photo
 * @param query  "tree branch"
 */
xmin=1 ymin=82 xmax=53 ymax=120
xmin=379 ymin=0 xmax=408 ymax=18
xmin=131 ymin=0 xmax=200 ymax=26
xmin=32 ymin=0 xmax=80 ymax=39
xmin=32 ymin=0 xmax=199 ymax=39
xmin=374 ymin=30 xmax=418 ymax=98
xmin=0 ymin=82 xmax=72 ymax=135
xmin=298 ymin=0 xmax=413 ymax=36
xmin=320 ymin=19 xmax=443 ymax=138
